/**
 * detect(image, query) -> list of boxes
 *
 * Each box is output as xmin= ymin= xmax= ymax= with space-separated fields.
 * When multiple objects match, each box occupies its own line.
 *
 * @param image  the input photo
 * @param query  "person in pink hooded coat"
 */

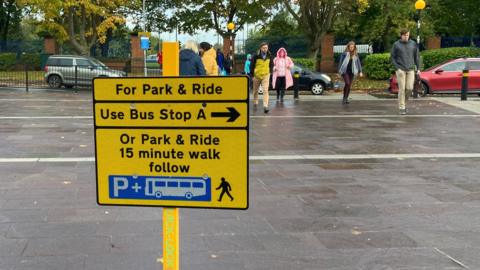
xmin=272 ymin=47 xmax=294 ymax=102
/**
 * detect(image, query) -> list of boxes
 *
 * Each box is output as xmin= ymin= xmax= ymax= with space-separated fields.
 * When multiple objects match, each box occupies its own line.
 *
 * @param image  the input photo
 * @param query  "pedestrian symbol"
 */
xmin=216 ymin=177 xmax=234 ymax=202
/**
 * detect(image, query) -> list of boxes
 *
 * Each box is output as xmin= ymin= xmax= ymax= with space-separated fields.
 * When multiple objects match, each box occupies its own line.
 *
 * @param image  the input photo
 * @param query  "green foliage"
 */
xmin=18 ymin=53 xmax=41 ymax=68
xmin=430 ymin=0 xmax=480 ymax=37
xmin=245 ymin=12 xmax=307 ymax=58
xmin=146 ymin=0 xmax=277 ymax=37
xmin=0 ymin=0 xmax=23 ymax=49
xmin=421 ymin=47 xmax=480 ymax=69
xmin=363 ymin=47 xmax=480 ymax=79
xmin=0 ymin=53 xmax=42 ymax=70
xmin=292 ymin=58 xmax=315 ymax=70
xmin=363 ymin=53 xmax=395 ymax=80
xmin=333 ymin=0 xmax=437 ymax=52
xmin=0 ymin=53 xmax=17 ymax=71
xmin=334 ymin=53 xmax=369 ymax=64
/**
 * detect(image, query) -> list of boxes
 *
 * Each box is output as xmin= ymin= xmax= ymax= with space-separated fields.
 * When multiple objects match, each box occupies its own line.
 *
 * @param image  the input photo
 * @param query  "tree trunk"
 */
xmin=0 ymin=1 xmax=13 ymax=52
xmin=66 ymin=7 xmax=89 ymax=55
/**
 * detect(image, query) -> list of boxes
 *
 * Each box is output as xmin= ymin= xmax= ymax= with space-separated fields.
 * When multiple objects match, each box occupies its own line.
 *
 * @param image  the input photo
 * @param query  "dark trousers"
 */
xmin=275 ymin=76 xmax=286 ymax=100
xmin=342 ymin=73 xmax=353 ymax=101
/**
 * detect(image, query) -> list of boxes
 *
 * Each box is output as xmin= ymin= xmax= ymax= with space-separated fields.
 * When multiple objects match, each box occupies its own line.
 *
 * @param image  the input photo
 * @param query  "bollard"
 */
xmin=25 ymin=64 xmax=29 ymax=92
xmin=74 ymin=66 xmax=78 ymax=93
xmin=293 ymin=71 xmax=300 ymax=99
xmin=461 ymin=69 xmax=468 ymax=101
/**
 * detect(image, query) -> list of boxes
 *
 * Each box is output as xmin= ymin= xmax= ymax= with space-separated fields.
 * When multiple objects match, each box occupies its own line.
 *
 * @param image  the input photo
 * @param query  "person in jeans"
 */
xmin=250 ymin=42 xmax=274 ymax=113
xmin=338 ymin=41 xmax=363 ymax=104
xmin=391 ymin=29 xmax=420 ymax=115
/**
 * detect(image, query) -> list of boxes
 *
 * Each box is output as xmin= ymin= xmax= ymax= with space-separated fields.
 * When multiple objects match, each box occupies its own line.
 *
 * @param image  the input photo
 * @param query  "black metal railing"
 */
xmin=0 ymin=64 xmax=163 ymax=91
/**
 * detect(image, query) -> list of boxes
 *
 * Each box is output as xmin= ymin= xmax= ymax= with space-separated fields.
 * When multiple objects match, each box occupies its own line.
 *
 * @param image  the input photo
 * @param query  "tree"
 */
xmin=334 ymin=0 xmax=437 ymax=52
xmin=145 ymin=0 xmax=278 ymax=40
xmin=20 ymin=0 xmax=133 ymax=55
xmin=430 ymin=0 xmax=480 ymax=41
xmin=283 ymin=0 xmax=359 ymax=58
xmin=0 ymin=0 xmax=22 ymax=51
xmin=245 ymin=11 xmax=307 ymax=57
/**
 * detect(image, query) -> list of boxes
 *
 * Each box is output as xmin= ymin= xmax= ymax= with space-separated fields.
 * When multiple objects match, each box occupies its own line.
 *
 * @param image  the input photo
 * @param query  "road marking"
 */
xmin=0 ymin=116 xmax=92 ymax=119
xmin=0 ymin=114 xmax=479 ymax=120
xmin=250 ymin=114 xmax=480 ymax=118
xmin=0 ymin=99 xmax=90 ymax=102
xmin=1 ymin=153 xmax=480 ymax=163
xmin=433 ymin=97 xmax=480 ymax=114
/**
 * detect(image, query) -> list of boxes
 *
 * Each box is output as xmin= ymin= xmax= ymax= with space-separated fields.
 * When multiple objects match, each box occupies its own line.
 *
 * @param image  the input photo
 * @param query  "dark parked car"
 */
xmin=389 ymin=57 xmax=480 ymax=96
xmin=258 ymin=64 xmax=334 ymax=95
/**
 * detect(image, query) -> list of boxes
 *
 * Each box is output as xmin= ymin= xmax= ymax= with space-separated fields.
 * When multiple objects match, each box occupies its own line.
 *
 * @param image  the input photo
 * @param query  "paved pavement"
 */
xmin=1 ymin=88 xmax=480 ymax=270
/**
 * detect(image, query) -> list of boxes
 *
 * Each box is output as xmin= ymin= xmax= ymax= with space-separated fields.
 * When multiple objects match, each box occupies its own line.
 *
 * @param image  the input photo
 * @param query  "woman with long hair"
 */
xmin=338 ymin=41 xmax=363 ymax=104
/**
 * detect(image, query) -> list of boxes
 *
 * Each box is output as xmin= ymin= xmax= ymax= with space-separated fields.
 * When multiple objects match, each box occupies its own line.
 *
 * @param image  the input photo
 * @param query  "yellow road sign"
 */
xmin=96 ymin=129 xmax=248 ymax=209
xmin=93 ymin=77 xmax=248 ymax=101
xmin=94 ymin=102 xmax=246 ymax=128
xmin=94 ymin=76 xmax=249 ymax=209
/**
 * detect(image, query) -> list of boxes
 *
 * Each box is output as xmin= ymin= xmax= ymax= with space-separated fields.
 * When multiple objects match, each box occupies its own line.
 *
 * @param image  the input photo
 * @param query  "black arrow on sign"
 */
xmin=211 ymin=107 xmax=240 ymax=122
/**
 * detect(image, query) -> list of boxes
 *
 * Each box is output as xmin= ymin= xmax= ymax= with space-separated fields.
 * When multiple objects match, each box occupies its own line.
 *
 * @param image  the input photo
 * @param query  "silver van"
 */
xmin=44 ymin=55 xmax=126 ymax=88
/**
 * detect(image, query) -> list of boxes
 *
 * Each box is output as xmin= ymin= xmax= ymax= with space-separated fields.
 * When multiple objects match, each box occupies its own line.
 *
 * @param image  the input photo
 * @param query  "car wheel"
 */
xmin=155 ymin=191 xmax=162 ymax=198
xmin=310 ymin=82 xmax=325 ymax=95
xmin=47 ymin=75 xmax=62 ymax=88
xmin=185 ymin=192 xmax=193 ymax=200
xmin=420 ymin=82 xmax=429 ymax=97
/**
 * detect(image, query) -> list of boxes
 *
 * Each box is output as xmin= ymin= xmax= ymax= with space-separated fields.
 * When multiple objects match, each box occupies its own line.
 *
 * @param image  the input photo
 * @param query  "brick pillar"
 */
xmin=320 ymin=34 xmax=335 ymax=73
xmin=43 ymin=36 xmax=57 ymax=54
xmin=426 ymin=36 xmax=441 ymax=50
xmin=223 ymin=34 xmax=235 ymax=72
xmin=130 ymin=33 xmax=144 ymax=70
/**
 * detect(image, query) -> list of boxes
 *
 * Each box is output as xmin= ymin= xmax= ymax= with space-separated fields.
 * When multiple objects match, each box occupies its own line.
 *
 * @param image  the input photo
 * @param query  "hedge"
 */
xmin=0 ymin=53 xmax=18 ymax=71
xmin=18 ymin=53 xmax=41 ymax=69
xmin=363 ymin=47 xmax=480 ymax=80
xmin=363 ymin=53 xmax=395 ymax=80
xmin=292 ymin=58 xmax=315 ymax=70
xmin=0 ymin=53 xmax=42 ymax=71
xmin=421 ymin=47 xmax=480 ymax=69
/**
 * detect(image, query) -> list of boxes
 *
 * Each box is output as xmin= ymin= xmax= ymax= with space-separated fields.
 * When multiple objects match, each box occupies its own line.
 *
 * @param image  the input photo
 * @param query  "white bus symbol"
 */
xmin=145 ymin=178 xmax=207 ymax=200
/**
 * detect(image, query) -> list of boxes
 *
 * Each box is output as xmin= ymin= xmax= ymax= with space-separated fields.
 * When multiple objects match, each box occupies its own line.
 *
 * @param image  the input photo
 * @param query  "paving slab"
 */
xmin=1 ymin=88 xmax=480 ymax=269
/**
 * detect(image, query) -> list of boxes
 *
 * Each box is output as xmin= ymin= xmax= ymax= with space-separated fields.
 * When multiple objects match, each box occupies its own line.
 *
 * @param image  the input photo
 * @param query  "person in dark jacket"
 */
xmin=179 ymin=40 xmax=206 ymax=76
xmin=250 ymin=42 xmax=274 ymax=113
xmin=223 ymin=52 xmax=233 ymax=75
xmin=216 ymin=49 xmax=225 ymax=74
xmin=391 ymin=29 xmax=420 ymax=115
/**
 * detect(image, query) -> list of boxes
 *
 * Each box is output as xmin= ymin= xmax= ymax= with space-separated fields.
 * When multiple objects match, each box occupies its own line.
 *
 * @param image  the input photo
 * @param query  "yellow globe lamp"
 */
xmin=227 ymin=22 xmax=235 ymax=31
xmin=415 ymin=0 xmax=426 ymax=10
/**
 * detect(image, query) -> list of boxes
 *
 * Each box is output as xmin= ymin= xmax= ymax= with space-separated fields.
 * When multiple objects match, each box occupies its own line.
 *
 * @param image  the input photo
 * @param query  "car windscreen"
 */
xmin=441 ymin=61 xmax=466 ymax=72
xmin=47 ymin=58 xmax=73 ymax=66
xmin=89 ymin=59 xmax=108 ymax=70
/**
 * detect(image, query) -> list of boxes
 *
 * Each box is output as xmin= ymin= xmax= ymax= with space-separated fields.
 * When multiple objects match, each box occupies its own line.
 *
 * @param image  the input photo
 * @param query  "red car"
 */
xmin=389 ymin=57 xmax=480 ymax=96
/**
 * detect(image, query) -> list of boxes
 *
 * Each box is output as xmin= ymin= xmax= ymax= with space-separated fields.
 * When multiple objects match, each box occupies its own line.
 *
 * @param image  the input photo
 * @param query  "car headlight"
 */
xmin=320 ymin=74 xmax=332 ymax=82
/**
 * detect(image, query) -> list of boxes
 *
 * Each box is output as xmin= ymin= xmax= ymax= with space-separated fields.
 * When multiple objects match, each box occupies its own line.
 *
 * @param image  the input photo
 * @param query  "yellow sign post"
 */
xmin=93 ymin=41 xmax=249 ymax=270
xmin=162 ymin=41 xmax=180 ymax=270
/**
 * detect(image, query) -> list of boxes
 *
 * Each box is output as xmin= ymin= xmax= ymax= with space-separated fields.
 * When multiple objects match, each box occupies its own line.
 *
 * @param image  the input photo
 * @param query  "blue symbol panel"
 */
xmin=109 ymin=175 xmax=211 ymax=201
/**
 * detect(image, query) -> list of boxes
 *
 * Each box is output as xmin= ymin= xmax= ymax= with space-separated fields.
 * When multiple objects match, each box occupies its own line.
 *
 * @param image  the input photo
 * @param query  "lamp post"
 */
xmin=227 ymin=22 xmax=235 ymax=74
xmin=415 ymin=0 xmax=426 ymax=47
